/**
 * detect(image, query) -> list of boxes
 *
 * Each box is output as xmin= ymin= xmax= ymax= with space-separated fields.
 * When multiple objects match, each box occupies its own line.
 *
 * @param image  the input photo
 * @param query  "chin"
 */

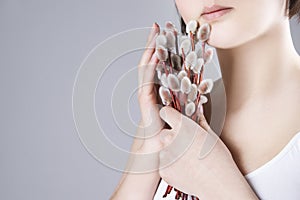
xmin=204 ymin=17 xmax=245 ymax=49
xmin=207 ymin=33 xmax=238 ymax=49
xmin=206 ymin=25 xmax=247 ymax=49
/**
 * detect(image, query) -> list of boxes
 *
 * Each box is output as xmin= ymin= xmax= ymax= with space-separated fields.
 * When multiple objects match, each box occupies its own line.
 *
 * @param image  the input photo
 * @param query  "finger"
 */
xmin=144 ymin=51 xmax=159 ymax=83
xmin=159 ymin=126 xmax=199 ymax=168
xmin=197 ymin=110 xmax=210 ymax=131
xmin=140 ymin=53 xmax=159 ymax=95
xmin=138 ymin=24 xmax=159 ymax=88
xmin=146 ymin=22 xmax=160 ymax=47
xmin=140 ymin=23 xmax=160 ymax=66
xmin=159 ymin=106 xmax=184 ymax=130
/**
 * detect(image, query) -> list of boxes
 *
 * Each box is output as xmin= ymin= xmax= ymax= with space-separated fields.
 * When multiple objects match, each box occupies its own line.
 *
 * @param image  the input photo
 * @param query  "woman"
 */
xmin=111 ymin=0 xmax=300 ymax=199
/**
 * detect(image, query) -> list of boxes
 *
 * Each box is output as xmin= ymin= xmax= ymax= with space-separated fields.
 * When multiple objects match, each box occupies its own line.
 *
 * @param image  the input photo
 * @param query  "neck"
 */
xmin=216 ymin=19 xmax=300 ymax=114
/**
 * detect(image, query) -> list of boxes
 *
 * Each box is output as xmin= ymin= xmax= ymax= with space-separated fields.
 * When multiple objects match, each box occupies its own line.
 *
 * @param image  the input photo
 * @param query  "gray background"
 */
xmin=1 ymin=0 xmax=299 ymax=200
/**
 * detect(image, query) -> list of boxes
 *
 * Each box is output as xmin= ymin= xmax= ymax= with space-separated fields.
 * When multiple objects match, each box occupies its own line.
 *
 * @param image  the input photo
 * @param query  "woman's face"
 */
xmin=175 ymin=0 xmax=287 ymax=49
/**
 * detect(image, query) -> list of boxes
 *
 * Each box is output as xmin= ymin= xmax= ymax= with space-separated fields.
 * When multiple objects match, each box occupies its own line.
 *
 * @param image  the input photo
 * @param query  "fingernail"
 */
xmin=151 ymin=22 xmax=156 ymax=31
xmin=153 ymin=22 xmax=160 ymax=32
xmin=150 ymin=23 xmax=156 ymax=34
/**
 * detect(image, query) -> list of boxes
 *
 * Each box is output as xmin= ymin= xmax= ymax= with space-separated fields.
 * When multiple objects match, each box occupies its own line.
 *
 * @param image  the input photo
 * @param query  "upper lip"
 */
xmin=201 ymin=5 xmax=232 ymax=16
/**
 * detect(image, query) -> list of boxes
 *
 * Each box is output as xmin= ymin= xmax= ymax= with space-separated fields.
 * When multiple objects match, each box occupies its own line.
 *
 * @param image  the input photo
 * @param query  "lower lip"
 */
xmin=201 ymin=8 xmax=233 ymax=21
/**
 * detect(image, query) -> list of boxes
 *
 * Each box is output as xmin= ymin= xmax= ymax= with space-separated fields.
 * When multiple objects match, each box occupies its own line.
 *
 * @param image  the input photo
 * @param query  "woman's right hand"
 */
xmin=110 ymin=23 xmax=166 ymax=200
xmin=136 ymin=22 xmax=165 ymax=153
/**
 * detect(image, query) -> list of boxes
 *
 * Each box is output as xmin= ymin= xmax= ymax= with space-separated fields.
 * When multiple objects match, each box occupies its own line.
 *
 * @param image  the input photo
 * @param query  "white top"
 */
xmin=153 ymin=131 xmax=300 ymax=200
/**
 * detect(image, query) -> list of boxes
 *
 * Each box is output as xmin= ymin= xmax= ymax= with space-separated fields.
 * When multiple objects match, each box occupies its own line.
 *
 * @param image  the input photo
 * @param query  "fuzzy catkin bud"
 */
xmin=197 ymin=23 xmax=211 ymax=42
xmin=156 ymin=63 xmax=163 ymax=72
xmin=185 ymin=102 xmax=196 ymax=117
xmin=195 ymin=45 xmax=203 ymax=58
xmin=159 ymin=86 xmax=172 ymax=106
xmin=166 ymin=31 xmax=176 ymax=50
xmin=204 ymin=48 xmax=214 ymax=64
xmin=199 ymin=95 xmax=208 ymax=104
xmin=155 ymin=45 xmax=168 ymax=61
xmin=186 ymin=20 xmax=198 ymax=34
xmin=188 ymin=84 xmax=198 ymax=102
xmin=156 ymin=34 xmax=167 ymax=47
xmin=198 ymin=79 xmax=214 ymax=94
xmin=167 ymin=74 xmax=180 ymax=92
xmin=166 ymin=22 xmax=178 ymax=38
xmin=160 ymin=73 xmax=168 ymax=88
xmin=177 ymin=70 xmax=187 ymax=81
xmin=171 ymin=54 xmax=182 ymax=71
xmin=181 ymin=76 xmax=192 ymax=94
xmin=179 ymin=35 xmax=189 ymax=43
xmin=180 ymin=38 xmax=191 ymax=55
xmin=192 ymin=58 xmax=204 ymax=74
xmin=157 ymin=70 xmax=162 ymax=80
xmin=185 ymin=51 xmax=197 ymax=69
xmin=165 ymin=21 xmax=176 ymax=31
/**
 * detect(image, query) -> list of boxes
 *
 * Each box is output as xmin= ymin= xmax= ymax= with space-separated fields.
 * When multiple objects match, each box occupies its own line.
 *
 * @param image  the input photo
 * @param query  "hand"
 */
xmin=136 ymin=23 xmax=165 ymax=153
xmin=158 ymin=106 xmax=258 ymax=200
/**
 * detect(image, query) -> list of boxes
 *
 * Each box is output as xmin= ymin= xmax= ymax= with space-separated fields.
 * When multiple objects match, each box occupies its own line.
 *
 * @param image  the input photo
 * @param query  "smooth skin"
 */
xmin=110 ymin=23 xmax=163 ymax=200
xmin=176 ymin=0 xmax=300 ymax=175
xmin=111 ymin=0 xmax=300 ymax=199
xmin=111 ymin=24 xmax=258 ymax=200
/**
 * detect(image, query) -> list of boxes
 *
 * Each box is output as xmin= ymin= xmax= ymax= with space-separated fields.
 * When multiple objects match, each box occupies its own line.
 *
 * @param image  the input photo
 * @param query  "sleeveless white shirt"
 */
xmin=153 ymin=131 xmax=300 ymax=200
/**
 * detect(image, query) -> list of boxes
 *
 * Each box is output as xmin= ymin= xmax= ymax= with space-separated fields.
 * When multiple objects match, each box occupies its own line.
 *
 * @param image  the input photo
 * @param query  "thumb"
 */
xmin=159 ymin=106 xmax=184 ymax=130
xmin=197 ymin=107 xmax=211 ymax=132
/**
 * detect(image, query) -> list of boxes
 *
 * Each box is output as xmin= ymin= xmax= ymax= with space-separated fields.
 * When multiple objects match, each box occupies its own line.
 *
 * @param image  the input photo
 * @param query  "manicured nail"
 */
xmin=150 ymin=22 xmax=157 ymax=34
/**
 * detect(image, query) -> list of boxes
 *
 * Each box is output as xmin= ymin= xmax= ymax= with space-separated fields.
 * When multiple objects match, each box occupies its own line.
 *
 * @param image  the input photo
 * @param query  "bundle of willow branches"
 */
xmin=154 ymin=20 xmax=214 ymax=200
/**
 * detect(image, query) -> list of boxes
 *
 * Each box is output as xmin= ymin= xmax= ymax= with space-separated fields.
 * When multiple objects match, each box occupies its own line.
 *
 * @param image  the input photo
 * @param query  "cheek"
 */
xmin=207 ymin=0 xmax=286 ymax=49
xmin=207 ymin=11 xmax=258 ymax=48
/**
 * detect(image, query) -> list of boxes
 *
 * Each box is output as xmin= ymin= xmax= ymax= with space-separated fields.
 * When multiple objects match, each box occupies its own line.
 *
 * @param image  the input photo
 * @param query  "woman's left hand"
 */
xmin=158 ymin=106 xmax=258 ymax=200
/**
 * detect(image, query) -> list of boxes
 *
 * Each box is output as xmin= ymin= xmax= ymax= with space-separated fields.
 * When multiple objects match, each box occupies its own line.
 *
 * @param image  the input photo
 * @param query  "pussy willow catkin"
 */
xmin=154 ymin=20 xmax=214 ymax=200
